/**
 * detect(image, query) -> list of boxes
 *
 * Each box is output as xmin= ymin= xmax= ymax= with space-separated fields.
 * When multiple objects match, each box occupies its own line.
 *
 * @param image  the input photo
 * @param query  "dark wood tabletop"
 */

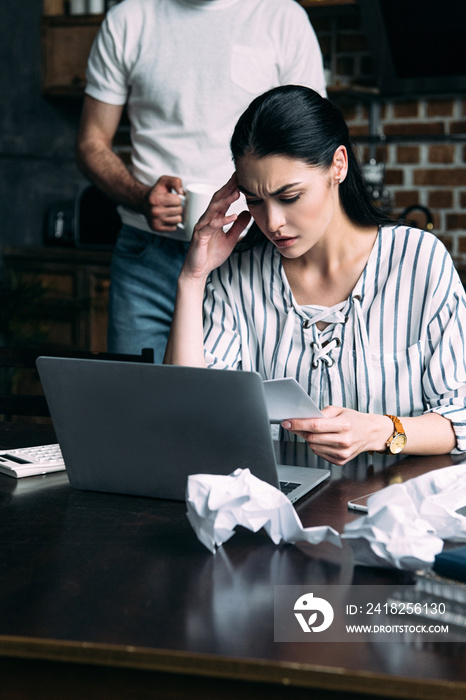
xmin=1 ymin=421 xmax=466 ymax=700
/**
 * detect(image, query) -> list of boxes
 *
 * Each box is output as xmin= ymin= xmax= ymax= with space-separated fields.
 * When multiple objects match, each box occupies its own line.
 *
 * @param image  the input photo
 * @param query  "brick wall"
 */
xmin=310 ymin=8 xmax=466 ymax=259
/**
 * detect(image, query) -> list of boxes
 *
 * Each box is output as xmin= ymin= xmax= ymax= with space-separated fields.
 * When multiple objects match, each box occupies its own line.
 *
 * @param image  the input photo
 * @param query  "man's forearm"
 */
xmin=76 ymin=140 xmax=150 ymax=213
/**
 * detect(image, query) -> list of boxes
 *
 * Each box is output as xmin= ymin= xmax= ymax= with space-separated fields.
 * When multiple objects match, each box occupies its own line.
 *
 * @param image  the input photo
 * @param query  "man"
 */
xmin=76 ymin=0 xmax=326 ymax=362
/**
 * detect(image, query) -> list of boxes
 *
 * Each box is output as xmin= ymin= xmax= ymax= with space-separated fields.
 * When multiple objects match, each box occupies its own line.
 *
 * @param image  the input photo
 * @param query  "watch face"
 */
xmin=389 ymin=433 xmax=407 ymax=454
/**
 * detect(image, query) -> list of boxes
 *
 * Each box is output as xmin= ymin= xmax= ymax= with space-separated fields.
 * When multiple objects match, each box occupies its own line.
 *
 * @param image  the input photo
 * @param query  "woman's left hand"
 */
xmin=181 ymin=174 xmax=251 ymax=282
xmin=282 ymin=406 xmax=392 ymax=466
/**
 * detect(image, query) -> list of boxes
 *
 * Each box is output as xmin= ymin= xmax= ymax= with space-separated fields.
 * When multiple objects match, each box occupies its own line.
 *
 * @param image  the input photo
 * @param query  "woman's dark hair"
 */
xmin=230 ymin=85 xmax=390 ymax=249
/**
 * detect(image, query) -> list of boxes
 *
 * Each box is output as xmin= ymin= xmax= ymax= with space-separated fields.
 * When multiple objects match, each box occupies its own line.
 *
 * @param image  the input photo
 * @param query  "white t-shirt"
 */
xmin=85 ymin=0 xmax=326 ymax=237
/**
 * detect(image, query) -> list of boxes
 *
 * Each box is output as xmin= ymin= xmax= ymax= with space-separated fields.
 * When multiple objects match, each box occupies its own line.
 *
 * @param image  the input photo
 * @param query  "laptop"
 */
xmin=35 ymin=358 xmax=330 ymax=504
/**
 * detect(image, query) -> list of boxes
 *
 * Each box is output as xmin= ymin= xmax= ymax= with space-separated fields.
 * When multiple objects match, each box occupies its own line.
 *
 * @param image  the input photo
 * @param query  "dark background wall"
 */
xmin=0 ymin=0 xmax=87 ymax=246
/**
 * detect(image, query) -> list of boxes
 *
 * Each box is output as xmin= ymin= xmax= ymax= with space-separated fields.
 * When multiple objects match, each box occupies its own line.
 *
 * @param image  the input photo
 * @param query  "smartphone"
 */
xmin=348 ymin=496 xmax=466 ymax=515
xmin=347 ymin=491 xmax=379 ymax=513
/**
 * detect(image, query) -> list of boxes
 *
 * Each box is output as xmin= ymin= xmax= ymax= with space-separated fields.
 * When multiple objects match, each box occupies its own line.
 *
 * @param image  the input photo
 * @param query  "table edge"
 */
xmin=0 ymin=635 xmax=464 ymax=699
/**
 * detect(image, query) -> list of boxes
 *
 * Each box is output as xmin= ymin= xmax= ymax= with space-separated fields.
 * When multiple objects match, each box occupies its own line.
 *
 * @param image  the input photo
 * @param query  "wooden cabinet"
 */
xmin=41 ymin=14 xmax=103 ymax=96
xmin=1 ymin=246 xmax=112 ymax=352
xmin=43 ymin=0 xmax=66 ymax=14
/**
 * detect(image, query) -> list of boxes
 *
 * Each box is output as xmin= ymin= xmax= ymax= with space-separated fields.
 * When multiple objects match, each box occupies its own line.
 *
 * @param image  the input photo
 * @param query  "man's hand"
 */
xmin=142 ymin=175 xmax=184 ymax=232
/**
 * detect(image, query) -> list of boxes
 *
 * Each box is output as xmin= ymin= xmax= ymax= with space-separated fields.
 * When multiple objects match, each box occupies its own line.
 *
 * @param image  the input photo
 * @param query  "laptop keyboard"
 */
xmin=279 ymin=480 xmax=300 ymax=496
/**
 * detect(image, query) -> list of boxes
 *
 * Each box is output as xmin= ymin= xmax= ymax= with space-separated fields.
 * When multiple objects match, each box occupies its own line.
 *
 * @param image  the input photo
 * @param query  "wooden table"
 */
xmin=1 ymin=421 xmax=466 ymax=700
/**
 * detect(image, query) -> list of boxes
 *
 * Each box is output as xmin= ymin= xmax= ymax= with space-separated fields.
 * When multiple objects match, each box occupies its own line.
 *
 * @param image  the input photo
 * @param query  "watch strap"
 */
xmin=385 ymin=414 xmax=406 ymax=454
xmin=386 ymin=414 xmax=404 ymax=436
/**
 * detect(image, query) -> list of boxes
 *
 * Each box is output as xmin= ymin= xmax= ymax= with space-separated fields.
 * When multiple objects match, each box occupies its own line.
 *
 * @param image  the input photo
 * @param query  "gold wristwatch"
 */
xmin=385 ymin=414 xmax=407 ymax=454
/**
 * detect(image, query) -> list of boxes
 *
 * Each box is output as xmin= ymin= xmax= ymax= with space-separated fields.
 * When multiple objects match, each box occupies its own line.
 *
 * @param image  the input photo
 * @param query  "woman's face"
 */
xmin=235 ymin=154 xmax=340 ymax=258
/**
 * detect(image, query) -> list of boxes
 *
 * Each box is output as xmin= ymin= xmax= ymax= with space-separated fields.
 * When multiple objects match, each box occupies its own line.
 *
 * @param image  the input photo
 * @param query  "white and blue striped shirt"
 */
xmin=203 ymin=225 xmax=466 ymax=452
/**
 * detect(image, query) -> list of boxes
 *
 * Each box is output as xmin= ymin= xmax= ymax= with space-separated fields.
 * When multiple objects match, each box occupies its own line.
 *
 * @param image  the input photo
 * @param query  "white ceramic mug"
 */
xmin=178 ymin=183 xmax=248 ymax=242
xmin=179 ymin=183 xmax=217 ymax=241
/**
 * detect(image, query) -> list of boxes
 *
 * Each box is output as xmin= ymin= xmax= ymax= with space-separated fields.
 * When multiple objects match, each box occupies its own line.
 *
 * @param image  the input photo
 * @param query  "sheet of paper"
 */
xmin=263 ymin=377 xmax=323 ymax=423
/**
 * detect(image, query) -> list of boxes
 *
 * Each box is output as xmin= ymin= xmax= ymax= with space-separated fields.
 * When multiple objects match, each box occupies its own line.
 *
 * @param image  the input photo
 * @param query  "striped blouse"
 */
xmin=202 ymin=225 xmax=466 ymax=452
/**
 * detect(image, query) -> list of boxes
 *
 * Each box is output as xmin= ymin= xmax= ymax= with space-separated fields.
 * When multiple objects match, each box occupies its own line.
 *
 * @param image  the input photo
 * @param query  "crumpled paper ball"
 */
xmin=343 ymin=463 xmax=466 ymax=570
xmin=186 ymin=468 xmax=341 ymax=553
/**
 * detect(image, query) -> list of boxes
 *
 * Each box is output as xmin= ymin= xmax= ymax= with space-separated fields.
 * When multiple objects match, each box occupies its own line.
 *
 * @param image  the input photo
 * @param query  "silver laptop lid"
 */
xmin=36 ymin=358 xmax=281 ymax=500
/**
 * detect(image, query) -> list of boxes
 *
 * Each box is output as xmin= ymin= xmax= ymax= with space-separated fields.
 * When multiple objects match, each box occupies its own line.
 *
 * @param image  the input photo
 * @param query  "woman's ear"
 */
xmin=333 ymin=145 xmax=348 ymax=184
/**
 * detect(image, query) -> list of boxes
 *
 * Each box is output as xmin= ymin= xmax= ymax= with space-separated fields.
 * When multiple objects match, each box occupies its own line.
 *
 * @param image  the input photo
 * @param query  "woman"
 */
xmin=164 ymin=85 xmax=466 ymax=465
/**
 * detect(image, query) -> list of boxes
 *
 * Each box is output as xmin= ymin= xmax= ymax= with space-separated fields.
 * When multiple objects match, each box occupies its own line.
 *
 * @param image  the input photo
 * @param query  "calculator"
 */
xmin=0 ymin=444 xmax=65 ymax=478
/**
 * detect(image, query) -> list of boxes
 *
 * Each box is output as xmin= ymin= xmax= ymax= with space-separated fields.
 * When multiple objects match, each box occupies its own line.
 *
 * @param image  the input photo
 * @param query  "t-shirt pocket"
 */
xmin=230 ymin=44 xmax=277 ymax=95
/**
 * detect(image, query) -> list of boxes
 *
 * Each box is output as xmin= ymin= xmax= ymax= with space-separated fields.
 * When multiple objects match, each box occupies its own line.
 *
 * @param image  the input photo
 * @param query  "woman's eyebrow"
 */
xmin=238 ymin=182 xmax=302 ymax=197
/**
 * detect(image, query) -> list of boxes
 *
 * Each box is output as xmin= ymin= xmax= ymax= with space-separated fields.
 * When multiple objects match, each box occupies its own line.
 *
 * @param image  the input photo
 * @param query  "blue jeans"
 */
xmin=107 ymin=225 xmax=190 ymax=363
